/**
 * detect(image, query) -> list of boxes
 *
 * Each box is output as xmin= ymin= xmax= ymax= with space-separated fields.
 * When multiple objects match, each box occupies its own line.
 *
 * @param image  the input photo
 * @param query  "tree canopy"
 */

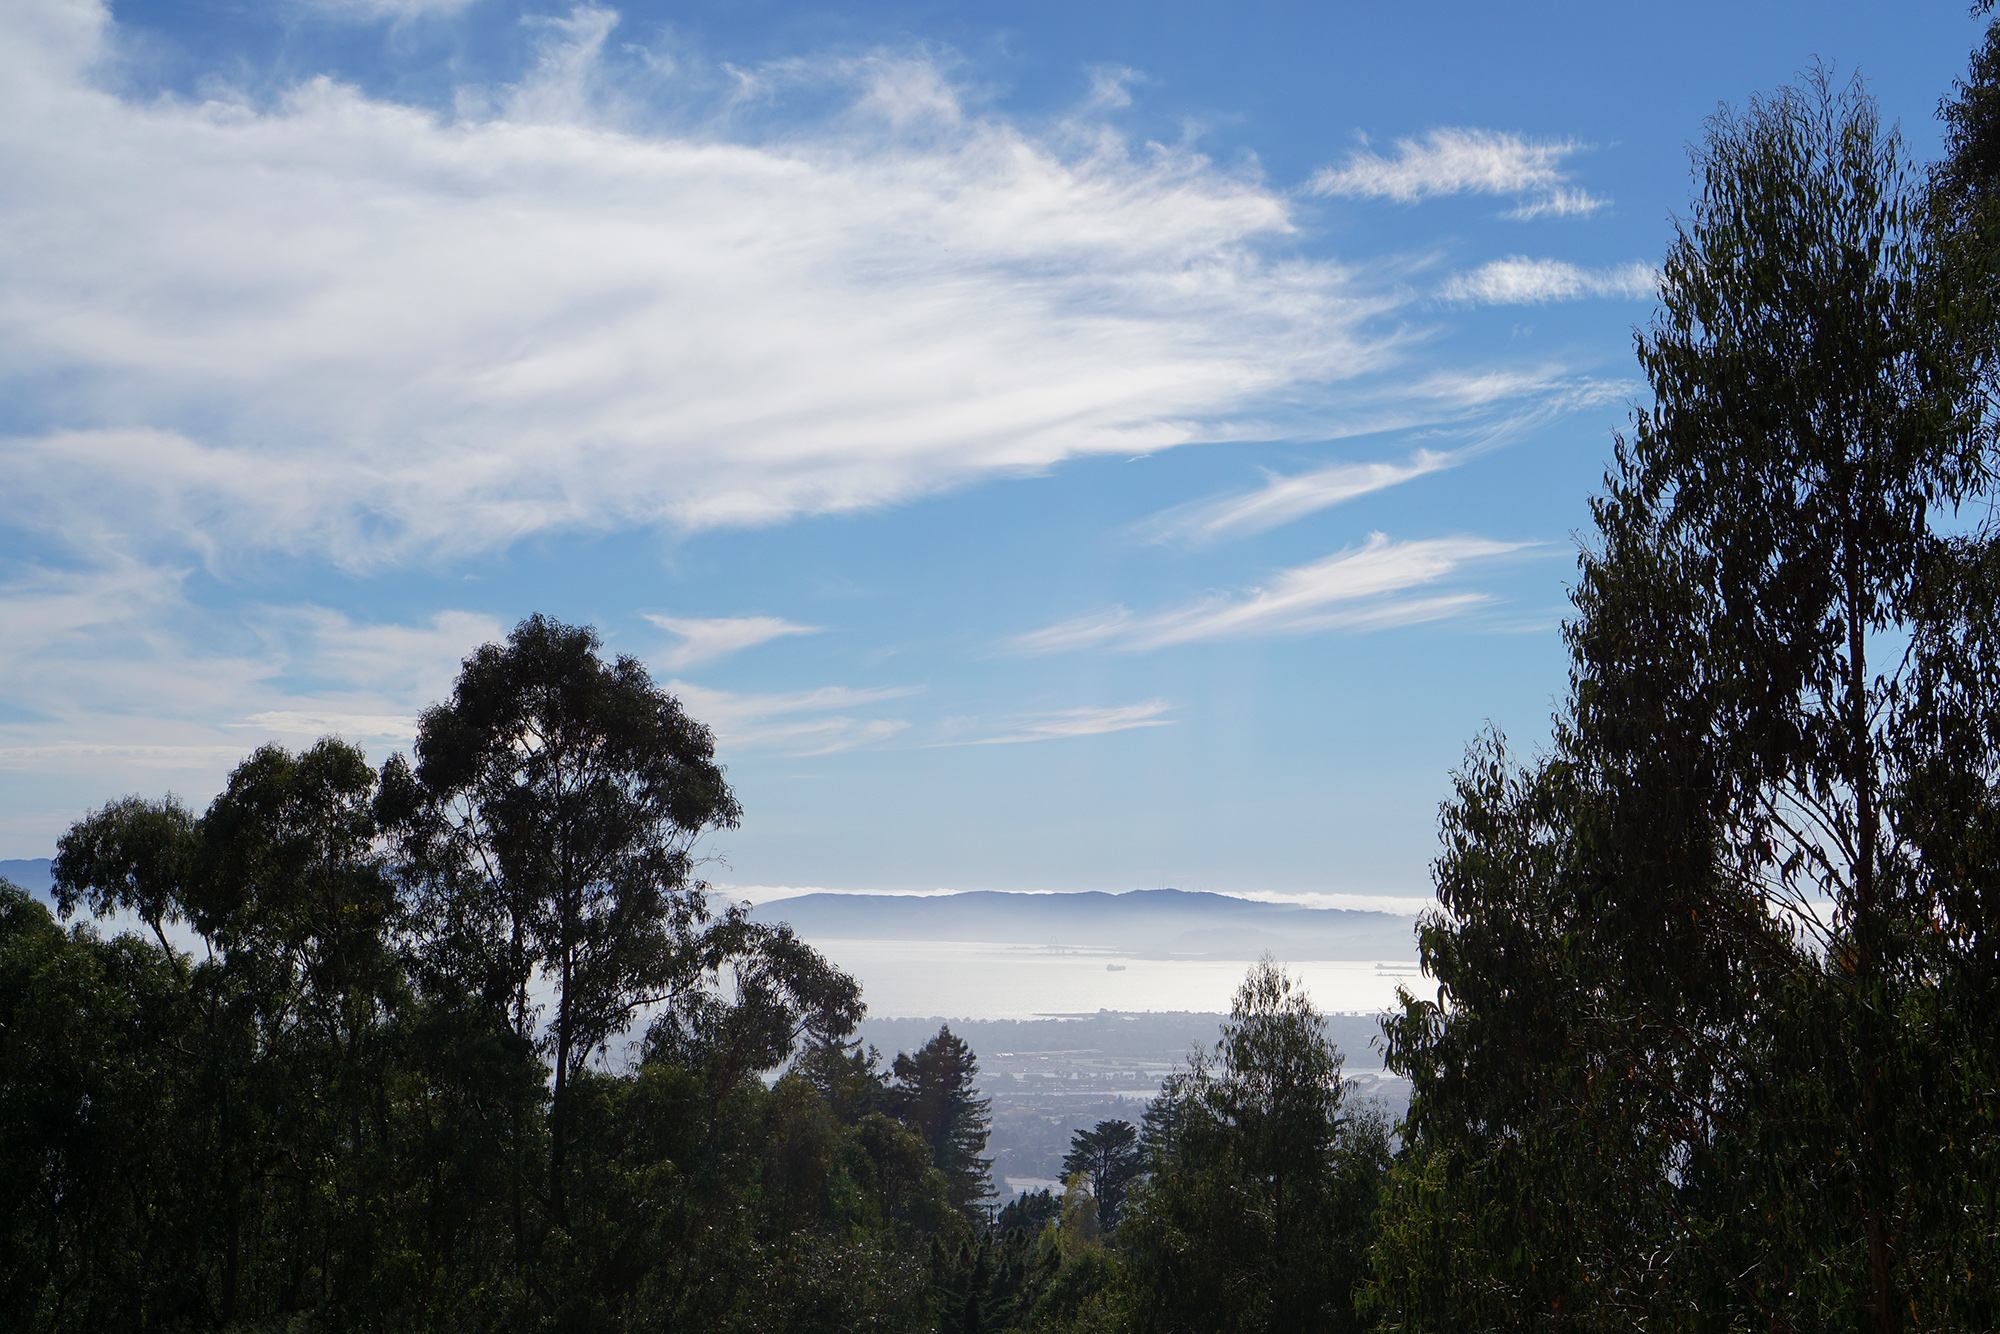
xmin=4 ymin=618 xmax=972 ymax=1332
xmin=1372 ymin=70 xmax=2000 ymax=1334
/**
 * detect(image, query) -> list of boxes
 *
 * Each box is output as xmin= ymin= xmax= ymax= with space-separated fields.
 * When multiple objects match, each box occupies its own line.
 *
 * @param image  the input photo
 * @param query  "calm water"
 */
xmin=809 ymin=939 xmax=1427 ymax=1020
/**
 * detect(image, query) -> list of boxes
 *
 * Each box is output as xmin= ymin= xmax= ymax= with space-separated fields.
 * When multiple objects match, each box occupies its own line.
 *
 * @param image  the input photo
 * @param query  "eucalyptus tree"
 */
xmin=377 ymin=613 xmax=743 ymax=1227
xmin=49 ymin=793 xmax=199 ymax=957
xmin=1373 ymin=71 xmax=2000 ymax=1332
xmin=39 ymin=738 xmax=409 ymax=1325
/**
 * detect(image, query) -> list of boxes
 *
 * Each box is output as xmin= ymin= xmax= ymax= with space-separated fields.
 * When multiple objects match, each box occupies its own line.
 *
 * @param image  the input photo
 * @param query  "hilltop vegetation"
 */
xmin=11 ymin=31 xmax=2000 ymax=1334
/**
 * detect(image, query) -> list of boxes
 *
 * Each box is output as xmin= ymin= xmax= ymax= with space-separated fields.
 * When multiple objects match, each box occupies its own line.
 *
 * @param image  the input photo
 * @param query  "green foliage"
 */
xmin=1370 ymin=70 xmax=2000 ymax=1334
xmin=378 ymin=613 xmax=746 ymax=1226
xmin=2 ymin=617 xmax=971 ymax=1333
xmin=1934 ymin=8 xmax=2000 ymax=331
xmin=1059 ymin=1121 xmax=1140 ymax=1233
xmin=994 ymin=1187 xmax=1060 ymax=1237
xmin=0 ymin=884 xmax=200 ymax=1328
xmin=886 ymin=1024 xmax=996 ymax=1221
xmin=1118 ymin=960 xmax=1387 ymax=1334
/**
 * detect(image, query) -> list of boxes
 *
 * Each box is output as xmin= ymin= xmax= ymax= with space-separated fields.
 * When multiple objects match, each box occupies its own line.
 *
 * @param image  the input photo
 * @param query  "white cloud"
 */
xmin=1505 ymin=189 xmax=1607 ymax=221
xmin=273 ymin=607 xmax=502 ymax=706
xmin=712 ymin=882 xmax=972 ymax=905
xmin=965 ymin=700 xmax=1176 ymax=744
xmin=237 ymin=711 xmax=421 ymax=742
xmin=1141 ymin=449 xmax=1458 ymax=544
xmin=0 ymin=560 xmax=498 ymax=788
xmin=0 ymin=0 xmax=1407 ymax=570
xmin=1133 ymin=369 xmax=1636 ymax=545
xmin=664 ymin=681 xmax=917 ymax=755
xmin=1308 ymin=128 xmax=1606 ymax=218
xmin=1223 ymin=888 xmax=1438 ymax=916
xmin=647 ymin=614 xmax=824 ymax=668
xmin=0 ymin=742 xmax=255 ymax=767
xmin=1011 ymin=533 xmax=1528 ymax=653
xmin=1440 ymin=256 xmax=1656 ymax=304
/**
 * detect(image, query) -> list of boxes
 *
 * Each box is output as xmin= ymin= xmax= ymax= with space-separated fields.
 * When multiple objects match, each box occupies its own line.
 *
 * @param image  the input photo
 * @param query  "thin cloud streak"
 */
xmin=664 ymin=680 xmax=918 ymax=756
xmin=1308 ymin=128 xmax=1606 ymax=218
xmin=1142 ymin=449 xmax=1458 ymax=544
xmin=298 ymin=0 xmax=479 ymax=20
xmin=648 ymin=614 xmax=824 ymax=668
xmin=1012 ymin=534 xmax=1529 ymax=654
xmin=966 ymin=700 xmax=1176 ymax=744
xmin=1440 ymin=256 xmax=1656 ymax=304
xmin=238 ymin=711 xmax=420 ymax=742
xmin=1136 ymin=372 xmax=1634 ymax=546
xmin=0 ymin=743 xmax=257 ymax=766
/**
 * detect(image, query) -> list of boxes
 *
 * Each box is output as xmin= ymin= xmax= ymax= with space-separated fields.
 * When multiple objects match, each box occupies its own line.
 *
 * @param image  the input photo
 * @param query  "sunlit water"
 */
xmin=809 ymin=939 xmax=1427 ymax=1020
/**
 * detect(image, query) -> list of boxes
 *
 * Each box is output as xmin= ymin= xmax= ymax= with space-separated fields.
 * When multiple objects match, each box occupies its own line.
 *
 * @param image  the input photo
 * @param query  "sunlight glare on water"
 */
xmin=807 ymin=939 xmax=1427 ymax=1019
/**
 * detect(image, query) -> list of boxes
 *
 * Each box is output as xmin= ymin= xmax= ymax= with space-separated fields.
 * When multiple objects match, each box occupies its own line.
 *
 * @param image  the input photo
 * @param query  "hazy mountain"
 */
xmin=1 ymin=859 xmax=53 ymax=903
xmin=748 ymin=888 xmax=1417 ymax=961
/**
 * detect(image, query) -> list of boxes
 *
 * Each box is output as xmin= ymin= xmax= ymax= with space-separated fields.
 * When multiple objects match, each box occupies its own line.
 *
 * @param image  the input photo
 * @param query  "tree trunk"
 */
xmin=550 ymin=941 xmax=573 ymax=1228
xmin=1845 ymin=504 xmax=1896 ymax=1334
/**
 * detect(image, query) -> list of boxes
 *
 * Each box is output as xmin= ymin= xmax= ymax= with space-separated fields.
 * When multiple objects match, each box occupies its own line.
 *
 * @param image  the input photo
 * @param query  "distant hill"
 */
xmin=0 ymin=858 xmax=54 ymax=904
xmin=3 ymin=864 xmax=1420 ymax=960
xmin=747 ymin=888 xmax=1417 ymax=961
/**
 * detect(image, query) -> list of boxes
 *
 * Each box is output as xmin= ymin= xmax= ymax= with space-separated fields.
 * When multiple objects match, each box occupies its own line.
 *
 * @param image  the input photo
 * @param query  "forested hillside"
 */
xmin=10 ymin=23 xmax=2000 ymax=1334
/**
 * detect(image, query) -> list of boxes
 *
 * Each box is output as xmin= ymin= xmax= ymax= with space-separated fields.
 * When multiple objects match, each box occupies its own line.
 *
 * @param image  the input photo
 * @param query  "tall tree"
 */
xmin=1933 ymin=2 xmax=2000 ymax=305
xmin=1060 ymin=1119 xmax=1141 ymax=1232
xmin=41 ymin=739 xmax=413 ymax=1326
xmin=377 ymin=613 xmax=742 ymax=1226
xmin=1123 ymin=960 xmax=1386 ymax=1334
xmin=1374 ymin=71 xmax=2000 ymax=1333
xmin=885 ymin=1025 xmax=994 ymax=1220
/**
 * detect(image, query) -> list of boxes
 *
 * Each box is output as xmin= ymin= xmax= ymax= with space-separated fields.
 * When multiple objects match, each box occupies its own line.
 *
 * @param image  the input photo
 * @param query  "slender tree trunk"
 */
xmin=222 ymin=1089 xmax=240 ymax=1327
xmin=550 ymin=940 xmax=573 ymax=1228
xmin=1845 ymin=504 xmax=1896 ymax=1334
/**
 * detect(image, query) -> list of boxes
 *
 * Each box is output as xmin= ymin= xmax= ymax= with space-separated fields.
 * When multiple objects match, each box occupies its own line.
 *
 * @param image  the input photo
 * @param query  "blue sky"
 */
xmin=0 ymin=0 xmax=1987 ymax=905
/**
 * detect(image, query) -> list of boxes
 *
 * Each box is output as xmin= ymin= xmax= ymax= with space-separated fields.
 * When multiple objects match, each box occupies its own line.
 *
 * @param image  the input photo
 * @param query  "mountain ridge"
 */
xmin=746 ymin=887 xmax=1417 ymax=961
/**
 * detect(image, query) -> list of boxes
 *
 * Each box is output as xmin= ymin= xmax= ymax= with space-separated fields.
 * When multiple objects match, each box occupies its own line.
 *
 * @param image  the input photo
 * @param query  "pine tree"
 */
xmin=1061 ymin=1120 xmax=1141 ymax=1232
xmin=886 ymin=1025 xmax=994 ymax=1220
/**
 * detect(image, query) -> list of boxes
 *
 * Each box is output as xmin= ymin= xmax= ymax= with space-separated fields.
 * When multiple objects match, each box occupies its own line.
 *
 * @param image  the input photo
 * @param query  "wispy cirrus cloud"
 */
xmin=1012 ymin=534 xmax=1529 ymax=654
xmin=962 ymin=700 xmax=1176 ymax=745
xmin=1140 ymin=450 xmax=1458 ymax=545
xmin=647 ymin=614 xmax=824 ymax=668
xmin=1137 ymin=369 xmax=1635 ymax=546
xmin=0 ymin=0 xmax=1409 ymax=571
xmin=1440 ymin=256 xmax=1655 ymax=304
xmin=1308 ymin=128 xmax=1606 ymax=219
xmin=237 ymin=711 xmax=422 ymax=742
xmin=0 ymin=558 xmax=503 ymax=851
xmin=664 ymin=681 xmax=917 ymax=756
xmin=0 ymin=566 xmax=500 ymax=769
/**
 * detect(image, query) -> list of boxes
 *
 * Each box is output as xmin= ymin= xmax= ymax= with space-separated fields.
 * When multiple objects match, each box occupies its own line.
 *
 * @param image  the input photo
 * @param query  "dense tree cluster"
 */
xmin=921 ymin=960 xmax=1388 ymax=1334
xmin=13 ymin=24 xmax=2000 ymax=1334
xmin=0 ymin=617 xmax=987 ymax=1330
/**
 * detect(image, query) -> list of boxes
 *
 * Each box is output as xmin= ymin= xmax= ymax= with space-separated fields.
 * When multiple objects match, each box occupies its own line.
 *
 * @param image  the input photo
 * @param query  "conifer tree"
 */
xmin=1060 ymin=1119 xmax=1141 ymax=1231
xmin=886 ymin=1025 xmax=994 ymax=1220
